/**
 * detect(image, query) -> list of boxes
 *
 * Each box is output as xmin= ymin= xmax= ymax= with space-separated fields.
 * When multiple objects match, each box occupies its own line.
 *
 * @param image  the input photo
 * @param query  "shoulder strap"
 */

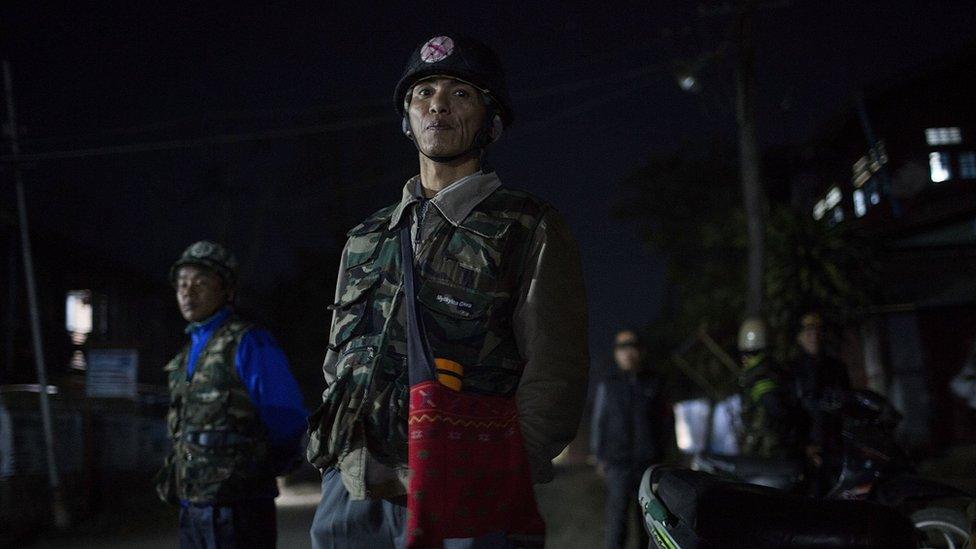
xmin=400 ymin=223 xmax=436 ymax=385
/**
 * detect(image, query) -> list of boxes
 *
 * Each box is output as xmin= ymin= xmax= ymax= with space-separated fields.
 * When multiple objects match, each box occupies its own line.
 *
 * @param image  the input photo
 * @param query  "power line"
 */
xmin=0 ymin=115 xmax=391 ymax=163
xmin=19 ymin=98 xmax=392 ymax=146
xmin=14 ymin=63 xmax=668 ymax=151
xmin=1 ymin=61 xmax=672 ymax=164
xmin=517 ymin=76 xmax=663 ymax=137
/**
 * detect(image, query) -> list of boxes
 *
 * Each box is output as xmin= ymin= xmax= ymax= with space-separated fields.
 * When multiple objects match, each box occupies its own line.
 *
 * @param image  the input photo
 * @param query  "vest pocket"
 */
xmin=417 ymin=281 xmax=492 ymax=321
xmin=177 ymin=442 xmax=236 ymax=491
xmin=328 ymin=271 xmax=381 ymax=350
xmin=183 ymin=388 xmax=231 ymax=426
xmin=364 ymin=352 xmax=409 ymax=466
xmin=307 ymin=337 xmax=381 ymax=469
xmin=443 ymin=214 xmax=512 ymax=288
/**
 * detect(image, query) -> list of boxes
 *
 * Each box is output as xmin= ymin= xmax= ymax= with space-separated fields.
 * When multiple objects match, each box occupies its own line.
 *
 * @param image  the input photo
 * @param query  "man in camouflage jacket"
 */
xmin=157 ymin=241 xmax=307 ymax=549
xmin=308 ymin=34 xmax=590 ymax=548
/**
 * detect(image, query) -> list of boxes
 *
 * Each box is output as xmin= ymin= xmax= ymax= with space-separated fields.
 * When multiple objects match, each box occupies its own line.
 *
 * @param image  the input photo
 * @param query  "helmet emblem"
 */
xmin=190 ymin=241 xmax=214 ymax=258
xmin=420 ymin=36 xmax=454 ymax=63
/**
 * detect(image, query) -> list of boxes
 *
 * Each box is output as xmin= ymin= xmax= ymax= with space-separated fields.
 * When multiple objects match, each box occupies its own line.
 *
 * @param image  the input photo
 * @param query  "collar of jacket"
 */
xmin=388 ymin=170 xmax=502 ymax=229
xmin=183 ymin=306 xmax=231 ymax=335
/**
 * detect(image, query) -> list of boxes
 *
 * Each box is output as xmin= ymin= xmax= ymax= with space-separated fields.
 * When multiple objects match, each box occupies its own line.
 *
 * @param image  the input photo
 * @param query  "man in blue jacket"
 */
xmin=155 ymin=241 xmax=307 ymax=549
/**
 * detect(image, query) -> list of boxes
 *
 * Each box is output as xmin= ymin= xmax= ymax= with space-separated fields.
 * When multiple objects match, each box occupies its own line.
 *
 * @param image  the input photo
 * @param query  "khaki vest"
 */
xmin=308 ymin=187 xmax=548 ymax=470
xmin=163 ymin=317 xmax=274 ymax=503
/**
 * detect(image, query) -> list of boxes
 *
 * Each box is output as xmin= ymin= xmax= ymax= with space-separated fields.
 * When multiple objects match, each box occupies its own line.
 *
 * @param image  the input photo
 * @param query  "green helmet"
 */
xmin=169 ymin=241 xmax=238 ymax=287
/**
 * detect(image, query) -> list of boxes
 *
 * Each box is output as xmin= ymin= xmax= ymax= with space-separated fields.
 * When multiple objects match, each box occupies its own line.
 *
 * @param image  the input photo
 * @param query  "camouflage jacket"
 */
xmin=308 ymin=172 xmax=590 ymax=500
xmin=158 ymin=316 xmax=275 ymax=504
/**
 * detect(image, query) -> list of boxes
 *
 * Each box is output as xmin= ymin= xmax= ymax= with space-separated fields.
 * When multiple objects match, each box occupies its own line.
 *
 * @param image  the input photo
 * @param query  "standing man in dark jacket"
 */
xmin=155 ymin=241 xmax=308 ymax=549
xmin=590 ymin=329 xmax=668 ymax=549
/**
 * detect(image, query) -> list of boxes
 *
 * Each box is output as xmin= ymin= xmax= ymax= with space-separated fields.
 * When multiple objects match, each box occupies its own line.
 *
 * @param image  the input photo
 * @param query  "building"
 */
xmin=792 ymin=43 xmax=976 ymax=450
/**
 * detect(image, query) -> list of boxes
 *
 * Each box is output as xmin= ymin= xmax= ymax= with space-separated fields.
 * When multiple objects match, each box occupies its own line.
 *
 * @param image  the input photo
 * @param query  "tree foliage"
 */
xmin=618 ymin=139 xmax=877 ymax=394
xmin=764 ymin=205 xmax=878 ymax=363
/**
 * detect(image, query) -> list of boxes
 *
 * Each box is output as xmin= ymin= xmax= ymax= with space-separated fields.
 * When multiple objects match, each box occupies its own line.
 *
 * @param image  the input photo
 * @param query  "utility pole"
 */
xmin=3 ymin=235 xmax=16 ymax=381
xmin=734 ymin=1 xmax=765 ymax=317
xmin=694 ymin=0 xmax=772 ymax=317
xmin=2 ymin=60 xmax=70 ymax=529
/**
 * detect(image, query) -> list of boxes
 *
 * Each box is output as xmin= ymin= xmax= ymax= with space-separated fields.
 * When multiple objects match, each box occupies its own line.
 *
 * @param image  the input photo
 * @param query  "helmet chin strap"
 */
xmin=419 ymin=145 xmax=480 ymax=164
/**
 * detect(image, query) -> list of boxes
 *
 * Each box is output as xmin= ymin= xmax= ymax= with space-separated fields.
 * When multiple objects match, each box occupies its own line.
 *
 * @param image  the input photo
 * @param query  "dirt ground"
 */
xmin=19 ymin=464 xmax=636 ymax=549
xmin=18 ymin=445 xmax=976 ymax=549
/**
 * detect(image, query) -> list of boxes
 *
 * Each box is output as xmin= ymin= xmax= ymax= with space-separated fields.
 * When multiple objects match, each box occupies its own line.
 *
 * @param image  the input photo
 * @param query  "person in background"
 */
xmin=590 ymin=328 xmax=668 ymax=549
xmin=737 ymin=317 xmax=795 ymax=459
xmin=790 ymin=312 xmax=850 ymax=493
xmin=155 ymin=241 xmax=307 ymax=549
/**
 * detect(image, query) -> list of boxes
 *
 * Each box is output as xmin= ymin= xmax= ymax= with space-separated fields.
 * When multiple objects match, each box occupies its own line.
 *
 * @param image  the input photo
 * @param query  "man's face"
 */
xmin=613 ymin=331 xmax=643 ymax=371
xmin=174 ymin=265 xmax=231 ymax=323
xmin=407 ymin=77 xmax=488 ymax=159
xmin=797 ymin=324 xmax=821 ymax=356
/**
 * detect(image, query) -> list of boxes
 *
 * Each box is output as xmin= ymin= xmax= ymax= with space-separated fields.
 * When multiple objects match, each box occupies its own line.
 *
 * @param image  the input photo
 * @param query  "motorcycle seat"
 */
xmin=653 ymin=467 xmax=916 ymax=548
xmin=696 ymin=452 xmax=803 ymax=488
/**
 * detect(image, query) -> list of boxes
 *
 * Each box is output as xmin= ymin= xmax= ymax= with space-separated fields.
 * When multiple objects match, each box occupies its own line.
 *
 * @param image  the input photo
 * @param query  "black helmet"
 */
xmin=394 ymin=33 xmax=513 ymax=127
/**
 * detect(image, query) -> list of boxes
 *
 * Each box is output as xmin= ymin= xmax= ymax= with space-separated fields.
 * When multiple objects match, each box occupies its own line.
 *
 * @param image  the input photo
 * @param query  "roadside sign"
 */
xmin=86 ymin=349 xmax=138 ymax=399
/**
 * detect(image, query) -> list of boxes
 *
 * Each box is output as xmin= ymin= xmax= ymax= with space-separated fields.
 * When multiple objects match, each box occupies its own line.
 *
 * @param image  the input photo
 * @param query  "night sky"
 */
xmin=3 ymin=2 xmax=975 ymax=371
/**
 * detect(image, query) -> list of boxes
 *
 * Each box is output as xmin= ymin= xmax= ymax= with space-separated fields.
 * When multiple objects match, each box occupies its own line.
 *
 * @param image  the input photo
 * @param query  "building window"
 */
xmin=813 ymin=186 xmax=843 ymax=221
xmin=929 ymin=152 xmax=951 ymax=183
xmin=960 ymin=152 xmax=976 ymax=179
xmin=852 ymin=156 xmax=871 ymax=188
xmin=832 ymin=207 xmax=844 ymax=223
xmin=66 ymin=290 xmax=93 ymax=345
xmin=813 ymin=199 xmax=826 ymax=220
xmin=925 ymin=127 xmax=962 ymax=146
xmin=853 ymin=189 xmax=867 ymax=218
xmin=825 ymin=187 xmax=842 ymax=209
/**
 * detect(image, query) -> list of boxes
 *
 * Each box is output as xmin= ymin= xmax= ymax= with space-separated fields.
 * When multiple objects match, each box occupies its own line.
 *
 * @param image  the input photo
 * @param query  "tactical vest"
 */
xmin=163 ymin=317 xmax=274 ymax=503
xmin=308 ymin=187 xmax=548 ymax=470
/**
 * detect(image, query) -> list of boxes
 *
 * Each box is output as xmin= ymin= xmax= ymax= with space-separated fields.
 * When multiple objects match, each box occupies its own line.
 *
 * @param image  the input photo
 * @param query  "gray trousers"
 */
xmin=310 ymin=468 xmax=518 ymax=549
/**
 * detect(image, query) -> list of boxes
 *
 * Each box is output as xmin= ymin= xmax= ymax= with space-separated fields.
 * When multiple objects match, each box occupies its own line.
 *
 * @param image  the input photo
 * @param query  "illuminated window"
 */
xmin=870 ymin=191 xmax=881 ymax=205
xmin=925 ymin=127 xmax=962 ymax=146
xmin=960 ymin=152 xmax=976 ymax=179
xmin=825 ymin=187 xmax=842 ymax=209
xmin=853 ymin=189 xmax=867 ymax=218
xmin=813 ymin=199 xmax=827 ymax=220
xmin=66 ymin=290 xmax=92 ymax=345
xmin=870 ymin=141 xmax=889 ymax=168
xmin=852 ymin=156 xmax=871 ymax=188
xmin=832 ymin=207 xmax=844 ymax=223
xmin=929 ymin=152 xmax=951 ymax=183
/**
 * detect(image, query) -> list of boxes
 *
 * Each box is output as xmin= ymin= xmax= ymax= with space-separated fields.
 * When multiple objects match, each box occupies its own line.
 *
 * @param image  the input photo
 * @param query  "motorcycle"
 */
xmin=639 ymin=464 xmax=919 ymax=548
xmin=641 ymin=389 xmax=973 ymax=548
